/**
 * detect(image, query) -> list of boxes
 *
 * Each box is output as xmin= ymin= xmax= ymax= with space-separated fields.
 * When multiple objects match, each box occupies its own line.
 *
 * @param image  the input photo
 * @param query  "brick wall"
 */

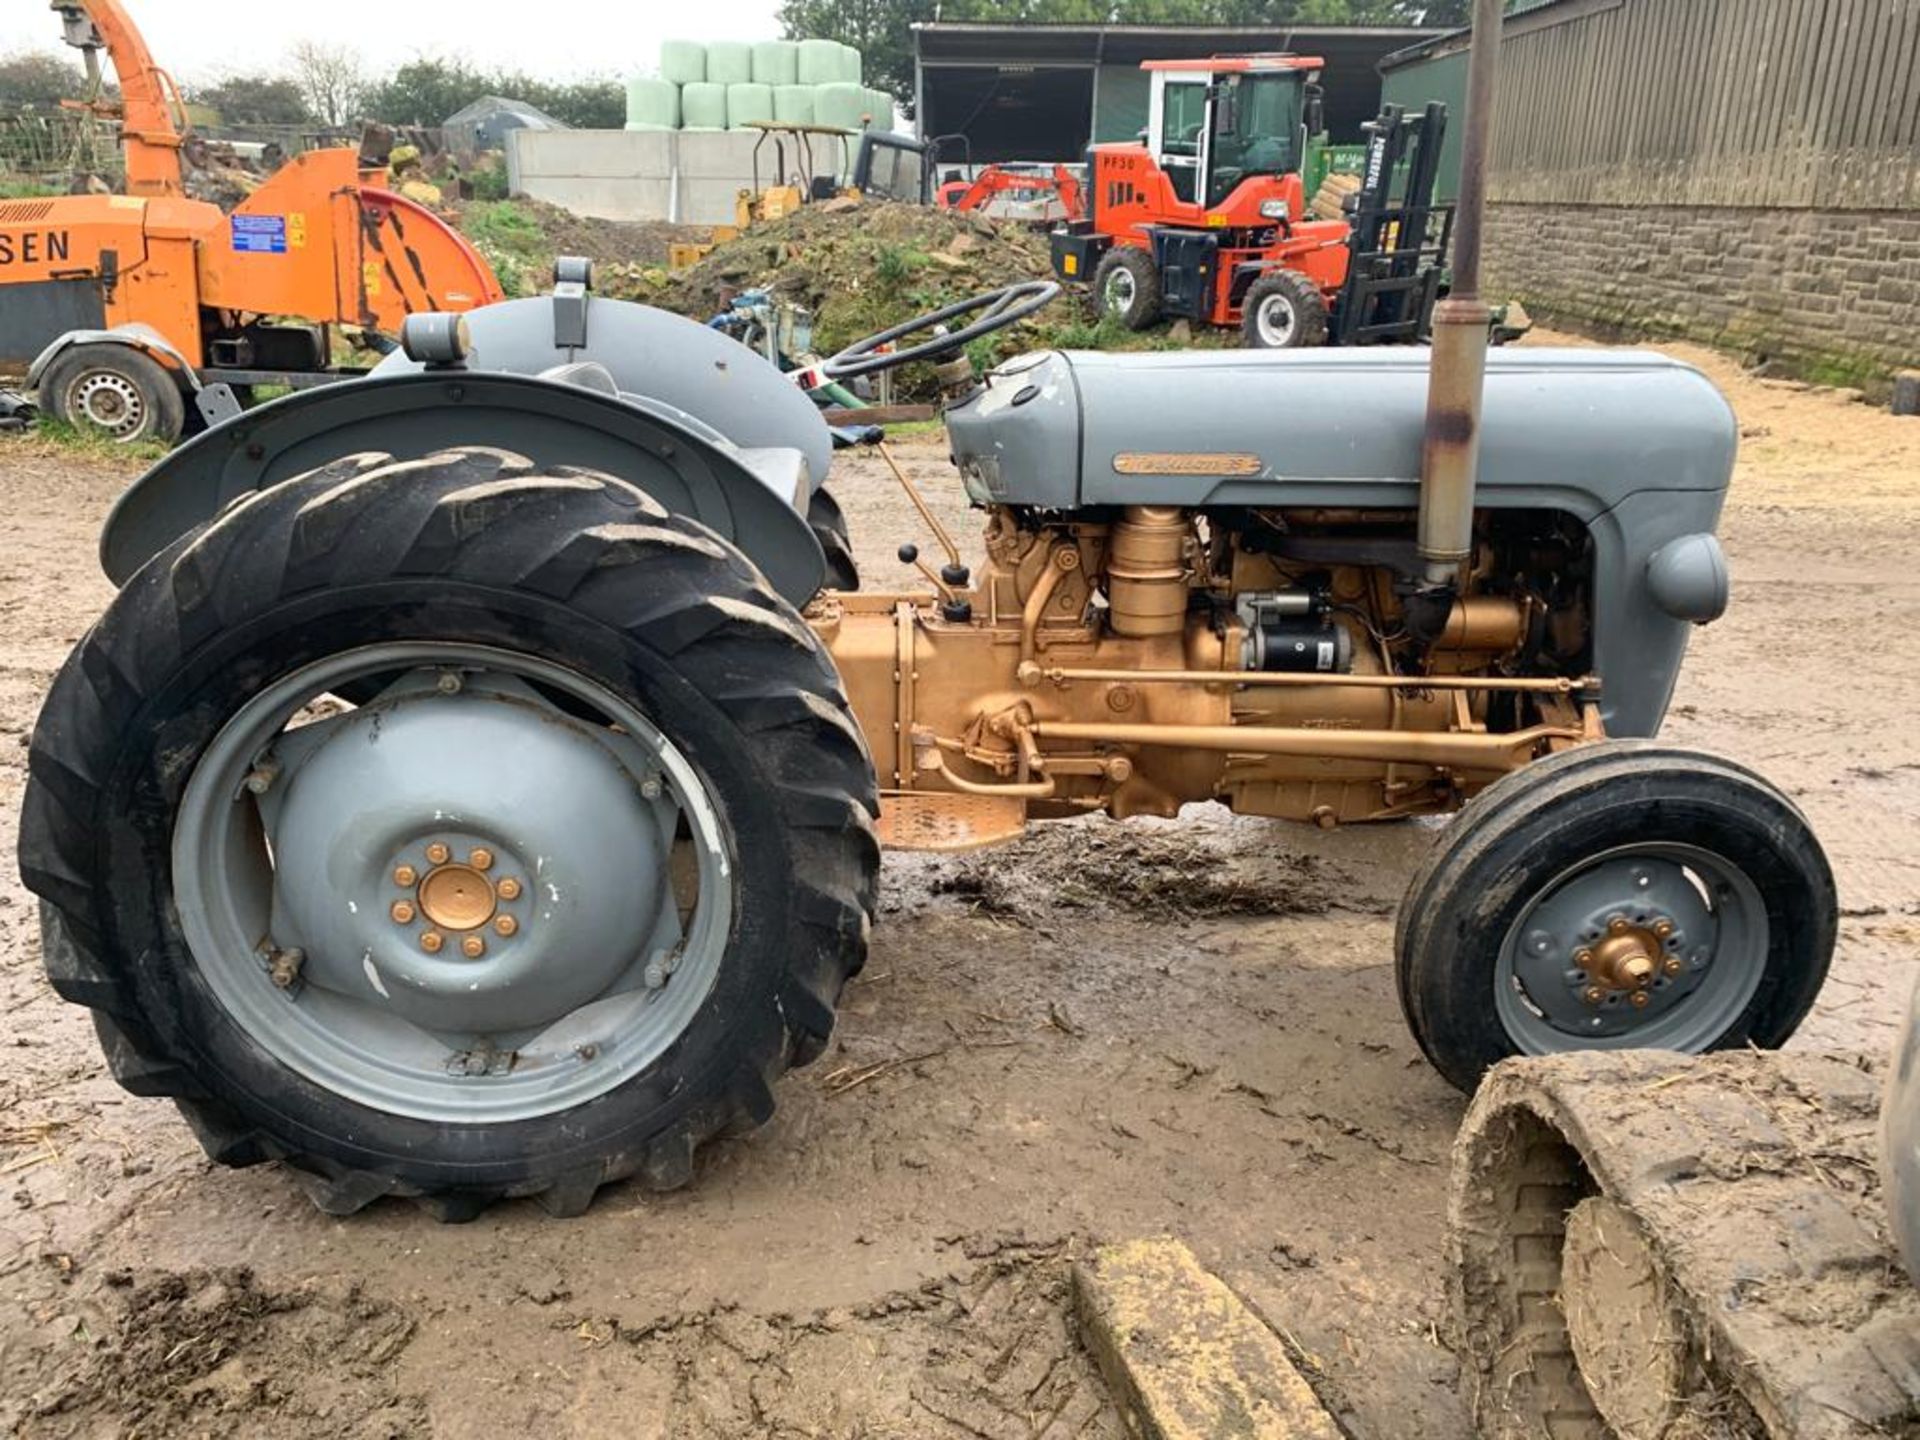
xmin=1483 ymin=203 xmax=1920 ymax=388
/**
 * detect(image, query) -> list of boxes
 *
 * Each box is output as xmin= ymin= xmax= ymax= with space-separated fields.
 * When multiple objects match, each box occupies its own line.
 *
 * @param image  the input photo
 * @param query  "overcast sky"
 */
xmin=0 ymin=1 xmax=785 ymax=83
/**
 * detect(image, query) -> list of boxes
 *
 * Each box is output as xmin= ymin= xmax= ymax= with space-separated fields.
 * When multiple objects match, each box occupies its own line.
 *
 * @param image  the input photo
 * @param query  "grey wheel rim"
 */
xmin=70 ymin=370 xmax=147 ymax=440
xmin=1497 ymin=842 xmax=1768 ymax=1054
xmin=1254 ymin=292 xmax=1297 ymax=347
xmin=172 ymin=642 xmax=735 ymax=1124
xmin=1104 ymin=267 xmax=1137 ymax=316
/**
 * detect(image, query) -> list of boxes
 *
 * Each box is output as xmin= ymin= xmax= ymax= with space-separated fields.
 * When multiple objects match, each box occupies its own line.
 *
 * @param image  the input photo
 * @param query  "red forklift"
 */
xmin=1050 ymin=55 xmax=1451 ymax=349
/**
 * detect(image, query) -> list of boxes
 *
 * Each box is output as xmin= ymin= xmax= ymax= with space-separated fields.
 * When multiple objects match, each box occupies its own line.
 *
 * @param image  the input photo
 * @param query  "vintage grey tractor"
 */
xmin=13 ymin=256 xmax=1835 ymax=1219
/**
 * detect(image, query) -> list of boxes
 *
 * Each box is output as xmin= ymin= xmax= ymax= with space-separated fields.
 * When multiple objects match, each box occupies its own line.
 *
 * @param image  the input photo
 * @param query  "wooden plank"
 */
xmin=821 ymin=404 xmax=937 ymax=425
xmin=1073 ymin=1238 xmax=1343 ymax=1440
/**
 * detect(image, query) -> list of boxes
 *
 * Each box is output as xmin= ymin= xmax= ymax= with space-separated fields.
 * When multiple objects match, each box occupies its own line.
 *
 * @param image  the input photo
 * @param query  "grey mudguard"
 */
xmin=99 ymin=371 xmax=826 ymax=605
xmin=949 ymin=347 xmax=1739 ymax=738
xmin=370 ymin=295 xmax=835 ymax=495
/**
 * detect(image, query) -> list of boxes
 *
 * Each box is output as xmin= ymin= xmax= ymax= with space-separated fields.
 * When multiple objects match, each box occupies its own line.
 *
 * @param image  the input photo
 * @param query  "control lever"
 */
xmin=897 ymin=544 xmax=972 ymax=623
xmin=878 ymin=441 xmax=968 ymax=586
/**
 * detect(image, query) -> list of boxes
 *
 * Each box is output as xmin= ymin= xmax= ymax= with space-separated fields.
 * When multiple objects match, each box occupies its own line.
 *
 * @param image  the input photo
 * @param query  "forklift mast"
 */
xmin=1331 ymin=102 xmax=1453 ymax=345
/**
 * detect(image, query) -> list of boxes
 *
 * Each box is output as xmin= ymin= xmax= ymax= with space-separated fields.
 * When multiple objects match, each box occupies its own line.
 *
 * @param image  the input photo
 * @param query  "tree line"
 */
xmin=0 ymin=46 xmax=623 ymax=131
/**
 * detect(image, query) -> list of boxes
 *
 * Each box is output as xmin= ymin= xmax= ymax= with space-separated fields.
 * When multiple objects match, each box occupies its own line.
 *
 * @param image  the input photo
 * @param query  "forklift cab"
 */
xmin=1143 ymin=55 xmax=1320 ymax=210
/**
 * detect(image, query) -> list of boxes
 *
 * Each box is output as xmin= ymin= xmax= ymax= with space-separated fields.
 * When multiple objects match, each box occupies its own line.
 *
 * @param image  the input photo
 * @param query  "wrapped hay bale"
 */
xmin=625 ymin=76 xmax=680 ymax=130
xmin=772 ymin=84 xmax=815 ymax=125
xmin=726 ymin=82 xmax=775 ymax=130
xmin=814 ymin=82 xmax=865 ymax=132
xmin=680 ymin=81 xmax=728 ymax=130
xmin=835 ymin=43 xmax=864 ymax=84
xmin=863 ymin=87 xmax=893 ymax=129
xmin=753 ymin=40 xmax=799 ymax=87
xmin=659 ymin=40 xmax=706 ymax=86
xmin=797 ymin=38 xmax=842 ymax=86
xmin=707 ymin=41 xmax=752 ymax=86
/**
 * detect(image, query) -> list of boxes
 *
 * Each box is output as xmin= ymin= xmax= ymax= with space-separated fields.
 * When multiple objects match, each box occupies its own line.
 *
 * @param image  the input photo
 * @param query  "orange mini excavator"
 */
xmin=1 ymin=0 xmax=502 ymax=442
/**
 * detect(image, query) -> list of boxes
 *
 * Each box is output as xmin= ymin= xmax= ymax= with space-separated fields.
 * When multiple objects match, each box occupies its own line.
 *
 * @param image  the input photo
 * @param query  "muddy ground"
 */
xmin=0 ymin=332 xmax=1916 ymax=1436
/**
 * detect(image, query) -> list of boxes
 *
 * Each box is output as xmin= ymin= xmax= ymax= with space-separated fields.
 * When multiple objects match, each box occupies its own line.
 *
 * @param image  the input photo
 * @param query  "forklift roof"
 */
xmin=1140 ymin=54 xmax=1324 ymax=73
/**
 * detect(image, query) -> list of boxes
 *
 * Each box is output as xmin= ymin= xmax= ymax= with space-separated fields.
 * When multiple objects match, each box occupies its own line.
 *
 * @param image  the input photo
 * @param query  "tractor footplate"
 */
xmin=875 ymin=792 xmax=1027 ymax=853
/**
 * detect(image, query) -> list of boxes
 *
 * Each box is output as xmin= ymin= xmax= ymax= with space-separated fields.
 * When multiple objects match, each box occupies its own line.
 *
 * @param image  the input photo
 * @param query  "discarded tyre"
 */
xmin=19 ymin=447 xmax=878 ymax=1220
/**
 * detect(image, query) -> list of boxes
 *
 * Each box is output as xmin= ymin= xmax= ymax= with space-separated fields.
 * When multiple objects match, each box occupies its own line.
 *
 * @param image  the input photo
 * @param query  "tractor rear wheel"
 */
xmin=1240 ymin=271 xmax=1329 ymax=350
xmin=808 ymin=486 xmax=860 ymax=591
xmin=19 ymin=446 xmax=879 ymax=1220
xmin=1396 ymin=742 xmax=1835 ymax=1093
xmin=1092 ymin=247 xmax=1162 ymax=331
xmin=40 ymin=343 xmax=186 ymax=445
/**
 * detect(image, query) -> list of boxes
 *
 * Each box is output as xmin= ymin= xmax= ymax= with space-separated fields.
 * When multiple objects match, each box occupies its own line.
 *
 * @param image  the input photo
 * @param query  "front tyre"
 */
xmin=20 ymin=447 xmax=879 ymax=1220
xmin=40 ymin=343 xmax=186 ymax=445
xmin=1239 ymin=270 xmax=1329 ymax=350
xmin=1396 ymin=743 xmax=1835 ymax=1093
xmin=1091 ymin=247 xmax=1162 ymax=331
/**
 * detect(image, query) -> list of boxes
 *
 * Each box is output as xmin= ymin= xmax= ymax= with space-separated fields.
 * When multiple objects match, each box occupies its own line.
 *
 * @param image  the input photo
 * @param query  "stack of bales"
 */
xmin=626 ymin=38 xmax=893 ymax=134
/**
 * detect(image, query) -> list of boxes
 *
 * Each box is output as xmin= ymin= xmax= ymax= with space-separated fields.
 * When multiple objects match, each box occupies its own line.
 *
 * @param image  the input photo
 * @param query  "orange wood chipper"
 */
xmin=0 ymin=0 xmax=503 ymax=443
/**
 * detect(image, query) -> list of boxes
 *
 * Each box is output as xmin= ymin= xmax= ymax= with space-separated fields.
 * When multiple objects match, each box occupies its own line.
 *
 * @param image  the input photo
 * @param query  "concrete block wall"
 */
xmin=1484 ymin=203 xmax=1920 ymax=386
xmin=507 ymin=128 xmax=853 ymax=227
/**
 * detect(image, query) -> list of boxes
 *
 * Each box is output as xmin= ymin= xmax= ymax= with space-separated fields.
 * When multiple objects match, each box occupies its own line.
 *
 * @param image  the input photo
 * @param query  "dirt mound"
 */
xmin=17 ymin=1267 xmax=424 ymax=1438
xmin=926 ymin=811 xmax=1392 ymax=922
xmin=648 ymin=199 xmax=1064 ymax=356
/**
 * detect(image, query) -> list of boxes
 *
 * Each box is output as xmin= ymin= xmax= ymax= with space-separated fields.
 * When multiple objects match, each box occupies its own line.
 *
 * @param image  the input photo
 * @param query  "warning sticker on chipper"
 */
xmin=230 ymin=214 xmax=287 ymax=254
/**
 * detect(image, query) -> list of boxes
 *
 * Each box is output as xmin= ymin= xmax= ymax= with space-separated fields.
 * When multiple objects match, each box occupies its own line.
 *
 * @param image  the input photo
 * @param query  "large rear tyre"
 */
xmin=808 ymin=485 xmax=860 ymax=591
xmin=40 ymin=343 xmax=186 ymax=445
xmin=20 ymin=447 xmax=879 ymax=1220
xmin=1397 ymin=742 xmax=1835 ymax=1093
xmin=1091 ymin=247 xmax=1162 ymax=331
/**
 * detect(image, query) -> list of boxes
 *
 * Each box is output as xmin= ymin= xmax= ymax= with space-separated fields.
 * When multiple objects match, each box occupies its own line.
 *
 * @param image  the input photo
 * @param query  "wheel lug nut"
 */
xmin=461 ymin=935 xmax=486 ymax=959
xmin=1630 ymin=991 xmax=1651 ymax=1008
xmin=1606 ymin=916 xmax=1630 ymax=936
xmin=393 ymin=864 xmax=417 ymax=887
xmin=497 ymin=877 xmax=522 ymax=901
xmin=1583 ymin=986 xmax=1606 ymax=1006
xmin=420 ymin=931 xmax=444 ymax=954
xmin=494 ymin=915 xmax=518 ymax=937
xmin=1653 ymin=919 xmax=1675 ymax=938
xmin=470 ymin=847 xmax=494 ymax=871
xmin=390 ymin=900 xmax=416 ymax=924
xmin=1663 ymin=956 xmax=1683 ymax=976
xmin=1573 ymin=947 xmax=1595 ymax=967
xmin=426 ymin=842 xmax=450 ymax=865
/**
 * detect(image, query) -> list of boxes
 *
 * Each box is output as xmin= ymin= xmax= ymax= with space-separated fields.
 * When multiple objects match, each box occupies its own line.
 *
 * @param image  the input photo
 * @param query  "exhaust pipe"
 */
xmin=1418 ymin=0 xmax=1504 ymax=590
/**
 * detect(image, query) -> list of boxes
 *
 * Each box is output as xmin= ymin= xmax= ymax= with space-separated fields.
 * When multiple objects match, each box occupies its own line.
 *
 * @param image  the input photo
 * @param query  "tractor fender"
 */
xmin=98 ymin=369 xmax=826 ymax=604
xmin=27 ymin=324 xmax=201 ymax=393
xmin=370 ymin=294 xmax=835 ymax=494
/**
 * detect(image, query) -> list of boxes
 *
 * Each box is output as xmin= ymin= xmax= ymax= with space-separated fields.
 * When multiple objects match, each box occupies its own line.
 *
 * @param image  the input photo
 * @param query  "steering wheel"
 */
xmin=823 ymin=280 xmax=1060 ymax=380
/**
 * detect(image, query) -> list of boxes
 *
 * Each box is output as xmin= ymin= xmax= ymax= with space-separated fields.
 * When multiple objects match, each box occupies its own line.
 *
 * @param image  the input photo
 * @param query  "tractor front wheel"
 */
xmin=40 ymin=343 xmax=186 ymax=445
xmin=19 ymin=447 xmax=879 ymax=1220
xmin=1092 ymin=248 xmax=1162 ymax=331
xmin=1396 ymin=742 xmax=1835 ymax=1093
xmin=1240 ymin=271 xmax=1330 ymax=350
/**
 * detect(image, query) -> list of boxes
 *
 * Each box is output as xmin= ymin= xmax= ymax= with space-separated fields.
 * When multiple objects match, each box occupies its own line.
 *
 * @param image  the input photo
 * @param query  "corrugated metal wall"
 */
xmin=1423 ymin=0 xmax=1920 ymax=210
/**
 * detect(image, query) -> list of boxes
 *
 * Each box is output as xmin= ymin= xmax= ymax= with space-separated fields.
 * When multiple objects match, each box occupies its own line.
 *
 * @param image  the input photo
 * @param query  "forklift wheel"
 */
xmin=1240 ymin=271 xmax=1329 ymax=350
xmin=1092 ymin=248 xmax=1162 ymax=332
xmin=41 ymin=344 xmax=186 ymax=445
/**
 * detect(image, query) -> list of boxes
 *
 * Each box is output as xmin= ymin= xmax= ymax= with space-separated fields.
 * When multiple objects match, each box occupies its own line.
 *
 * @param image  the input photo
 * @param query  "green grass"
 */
xmin=457 ymin=201 xmax=552 ymax=299
xmin=0 ymin=175 xmax=61 ymax=200
xmin=15 ymin=418 xmax=172 ymax=464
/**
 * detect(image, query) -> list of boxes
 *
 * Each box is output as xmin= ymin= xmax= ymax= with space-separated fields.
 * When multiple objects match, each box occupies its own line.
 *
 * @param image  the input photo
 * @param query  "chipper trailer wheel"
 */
xmin=40 ymin=342 xmax=186 ymax=446
xmin=1239 ymin=270 xmax=1330 ymax=350
xmin=1450 ymin=1049 xmax=1920 ymax=1438
xmin=17 ymin=446 xmax=879 ymax=1221
xmin=1092 ymin=247 xmax=1163 ymax=332
xmin=1396 ymin=742 xmax=1835 ymax=1094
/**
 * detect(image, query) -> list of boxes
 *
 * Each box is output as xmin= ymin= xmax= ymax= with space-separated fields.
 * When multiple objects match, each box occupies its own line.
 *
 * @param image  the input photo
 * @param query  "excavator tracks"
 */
xmin=1451 ymin=1050 xmax=1920 ymax=1439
